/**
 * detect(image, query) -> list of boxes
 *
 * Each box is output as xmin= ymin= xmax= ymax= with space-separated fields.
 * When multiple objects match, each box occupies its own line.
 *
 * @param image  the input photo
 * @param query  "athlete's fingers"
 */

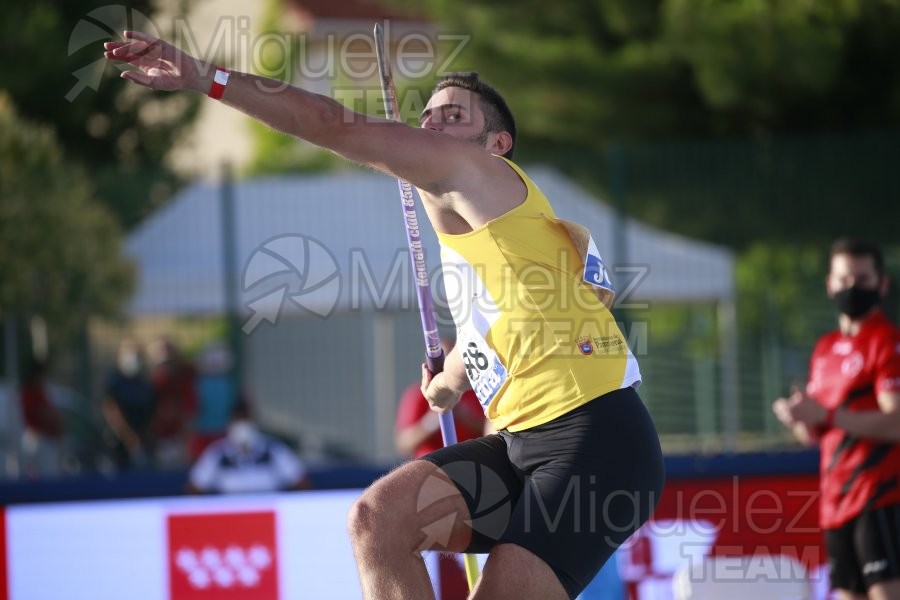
xmin=104 ymin=41 xmax=127 ymax=50
xmin=117 ymin=36 xmax=168 ymax=63
xmin=421 ymin=363 xmax=433 ymax=395
xmin=105 ymin=41 xmax=152 ymax=62
xmin=120 ymin=69 xmax=153 ymax=87
xmin=104 ymin=48 xmax=132 ymax=62
xmin=124 ymin=30 xmax=157 ymax=43
xmin=104 ymin=44 xmax=129 ymax=61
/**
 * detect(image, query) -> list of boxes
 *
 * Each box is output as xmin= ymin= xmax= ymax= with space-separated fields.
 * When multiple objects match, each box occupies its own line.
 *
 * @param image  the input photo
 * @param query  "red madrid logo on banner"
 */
xmin=167 ymin=511 xmax=279 ymax=600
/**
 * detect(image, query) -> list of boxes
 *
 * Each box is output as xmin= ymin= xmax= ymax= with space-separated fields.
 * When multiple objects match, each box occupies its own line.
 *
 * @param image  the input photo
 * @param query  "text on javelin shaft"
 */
xmin=400 ymin=181 xmax=429 ymax=286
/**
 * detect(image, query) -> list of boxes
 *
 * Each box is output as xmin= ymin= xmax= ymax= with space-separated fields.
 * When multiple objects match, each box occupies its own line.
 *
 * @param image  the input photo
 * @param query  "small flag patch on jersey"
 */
xmin=584 ymin=236 xmax=614 ymax=293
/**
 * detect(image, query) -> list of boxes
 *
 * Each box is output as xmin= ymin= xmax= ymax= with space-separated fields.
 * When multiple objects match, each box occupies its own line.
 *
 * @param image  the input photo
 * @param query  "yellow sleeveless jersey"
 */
xmin=435 ymin=157 xmax=641 ymax=431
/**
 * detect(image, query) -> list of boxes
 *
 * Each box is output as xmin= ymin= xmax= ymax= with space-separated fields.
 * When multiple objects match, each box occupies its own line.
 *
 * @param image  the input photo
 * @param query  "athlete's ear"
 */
xmin=880 ymin=275 xmax=891 ymax=298
xmin=490 ymin=131 xmax=513 ymax=156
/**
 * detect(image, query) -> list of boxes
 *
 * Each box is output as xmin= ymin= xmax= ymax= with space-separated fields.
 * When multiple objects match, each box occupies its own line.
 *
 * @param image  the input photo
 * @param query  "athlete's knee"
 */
xmin=347 ymin=492 xmax=379 ymax=544
xmin=348 ymin=485 xmax=401 ymax=546
xmin=348 ymin=468 xmax=423 ymax=548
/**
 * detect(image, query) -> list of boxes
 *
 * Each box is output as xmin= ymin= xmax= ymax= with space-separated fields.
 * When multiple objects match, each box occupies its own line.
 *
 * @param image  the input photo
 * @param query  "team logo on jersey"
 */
xmin=577 ymin=337 xmax=594 ymax=356
xmin=841 ymin=352 xmax=864 ymax=378
xmin=832 ymin=340 xmax=853 ymax=356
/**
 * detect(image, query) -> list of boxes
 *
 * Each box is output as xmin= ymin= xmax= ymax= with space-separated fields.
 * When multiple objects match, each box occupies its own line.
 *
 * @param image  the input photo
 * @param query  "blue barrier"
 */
xmin=0 ymin=449 xmax=819 ymax=505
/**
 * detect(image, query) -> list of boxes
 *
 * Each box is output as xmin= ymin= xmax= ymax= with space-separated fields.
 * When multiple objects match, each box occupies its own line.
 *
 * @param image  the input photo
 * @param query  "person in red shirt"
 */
xmin=395 ymin=384 xmax=487 ymax=459
xmin=147 ymin=339 xmax=198 ymax=469
xmin=774 ymin=238 xmax=900 ymax=600
xmin=20 ymin=359 xmax=64 ymax=440
xmin=19 ymin=358 xmax=65 ymax=477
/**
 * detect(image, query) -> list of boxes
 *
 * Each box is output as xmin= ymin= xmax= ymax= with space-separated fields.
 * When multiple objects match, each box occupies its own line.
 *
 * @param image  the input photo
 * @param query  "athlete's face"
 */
xmin=420 ymin=87 xmax=491 ymax=146
xmin=826 ymin=253 xmax=886 ymax=298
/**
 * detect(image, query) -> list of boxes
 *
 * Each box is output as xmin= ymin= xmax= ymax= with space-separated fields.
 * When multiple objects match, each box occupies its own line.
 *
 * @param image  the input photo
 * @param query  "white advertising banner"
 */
xmin=5 ymin=490 xmax=364 ymax=600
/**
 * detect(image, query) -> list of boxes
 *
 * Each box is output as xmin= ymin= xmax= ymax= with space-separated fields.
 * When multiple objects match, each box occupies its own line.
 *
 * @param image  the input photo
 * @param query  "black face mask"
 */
xmin=832 ymin=285 xmax=881 ymax=318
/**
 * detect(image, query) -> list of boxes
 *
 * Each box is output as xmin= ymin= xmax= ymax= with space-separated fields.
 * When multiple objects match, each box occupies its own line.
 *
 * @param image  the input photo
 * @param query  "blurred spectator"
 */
xmin=147 ymin=338 xmax=197 ymax=469
xmin=395 ymin=384 xmax=487 ymax=458
xmin=773 ymin=238 xmax=900 ymax=599
xmin=188 ymin=401 xmax=311 ymax=494
xmin=19 ymin=357 xmax=64 ymax=478
xmin=394 ymin=341 xmax=488 ymax=600
xmin=394 ymin=383 xmax=487 ymax=458
xmin=103 ymin=338 xmax=155 ymax=469
xmin=395 ymin=340 xmax=487 ymax=459
xmin=189 ymin=342 xmax=241 ymax=460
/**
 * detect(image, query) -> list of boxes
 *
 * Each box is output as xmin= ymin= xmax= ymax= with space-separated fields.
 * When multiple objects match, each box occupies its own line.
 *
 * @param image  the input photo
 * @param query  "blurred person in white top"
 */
xmin=188 ymin=402 xmax=311 ymax=494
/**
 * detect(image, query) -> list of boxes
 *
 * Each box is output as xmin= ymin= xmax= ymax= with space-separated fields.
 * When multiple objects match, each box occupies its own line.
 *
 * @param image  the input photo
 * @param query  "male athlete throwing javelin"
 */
xmin=105 ymin=30 xmax=664 ymax=600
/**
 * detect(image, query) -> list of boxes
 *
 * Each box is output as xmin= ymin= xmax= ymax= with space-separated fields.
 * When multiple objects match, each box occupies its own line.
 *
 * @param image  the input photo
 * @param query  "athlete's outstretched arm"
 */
xmin=104 ymin=31 xmax=485 ymax=194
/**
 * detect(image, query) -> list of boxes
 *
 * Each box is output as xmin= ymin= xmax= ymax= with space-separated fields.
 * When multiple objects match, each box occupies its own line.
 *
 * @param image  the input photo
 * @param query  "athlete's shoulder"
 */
xmin=493 ymin=155 xmax=522 ymax=170
xmin=492 ymin=155 xmax=557 ymax=213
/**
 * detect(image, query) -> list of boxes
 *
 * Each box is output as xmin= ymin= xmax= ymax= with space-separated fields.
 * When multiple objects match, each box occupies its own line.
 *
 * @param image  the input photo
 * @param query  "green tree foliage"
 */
xmin=736 ymin=241 xmax=832 ymax=345
xmin=615 ymin=133 xmax=899 ymax=249
xmin=0 ymin=1 xmax=200 ymax=228
xmin=397 ymin=0 xmax=900 ymax=142
xmin=0 ymin=94 xmax=134 ymax=338
xmin=382 ymin=0 xmax=900 ymax=251
xmin=666 ymin=0 xmax=900 ymax=135
xmin=389 ymin=0 xmax=698 ymax=143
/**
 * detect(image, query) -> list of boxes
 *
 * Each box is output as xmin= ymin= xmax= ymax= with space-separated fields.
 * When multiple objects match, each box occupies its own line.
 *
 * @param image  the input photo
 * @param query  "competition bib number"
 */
xmin=458 ymin=333 xmax=507 ymax=411
xmin=463 ymin=342 xmax=489 ymax=379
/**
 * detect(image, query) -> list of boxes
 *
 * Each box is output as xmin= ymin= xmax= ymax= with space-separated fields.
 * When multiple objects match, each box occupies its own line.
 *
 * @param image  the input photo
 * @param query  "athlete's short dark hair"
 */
xmin=830 ymin=237 xmax=885 ymax=277
xmin=433 ymin=72 xmax=516 ymax=159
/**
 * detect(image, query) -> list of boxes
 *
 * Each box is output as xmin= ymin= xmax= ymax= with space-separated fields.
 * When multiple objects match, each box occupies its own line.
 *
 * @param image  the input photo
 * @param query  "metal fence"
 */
xmin=3 ymin=132 xmax=899 ymax=479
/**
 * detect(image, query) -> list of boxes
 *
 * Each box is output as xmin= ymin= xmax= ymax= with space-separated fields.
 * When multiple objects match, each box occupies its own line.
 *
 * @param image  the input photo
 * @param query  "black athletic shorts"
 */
xmin=825 ymin=503 xmax=900 ymax=594
xmin=420 ymin=386 xmax=665 ymax=599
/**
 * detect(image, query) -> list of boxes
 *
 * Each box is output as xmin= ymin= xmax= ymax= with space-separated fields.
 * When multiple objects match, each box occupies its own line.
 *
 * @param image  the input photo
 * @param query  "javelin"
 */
xmin=374 ymin=22 xmax=481 ymax=590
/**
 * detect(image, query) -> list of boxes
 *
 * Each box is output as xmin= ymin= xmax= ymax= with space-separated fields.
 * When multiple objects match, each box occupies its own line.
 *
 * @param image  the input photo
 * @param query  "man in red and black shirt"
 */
xmin=774 ymin=238 xmax=900 ymax=599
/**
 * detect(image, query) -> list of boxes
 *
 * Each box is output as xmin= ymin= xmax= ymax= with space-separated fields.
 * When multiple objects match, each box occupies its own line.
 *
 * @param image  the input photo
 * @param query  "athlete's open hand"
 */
xmin=104 ymin=31 xmax=202 ymax=92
